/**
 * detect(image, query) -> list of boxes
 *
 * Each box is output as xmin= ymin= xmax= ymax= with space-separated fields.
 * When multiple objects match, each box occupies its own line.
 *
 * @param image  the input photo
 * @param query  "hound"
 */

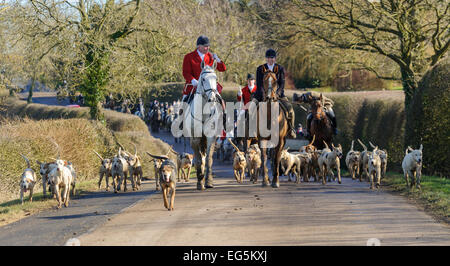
xmin=345 ymin=140 xmax=360 ymax=180
xmin=126 ymin=144 xmax=143 ymax=191
xmin=299 ymin=136 xmax=322 ymax=182
xmin=295 ymin=152 xmax=312 ymax=182
xmin=111 ymin=148 xmax=130 ymax=193
xmin=357 ymin=139 xmax=372 ymax=182
xmin=228 ymin=138 xmax=247 ymax=184
xmin=369 ymin=141 xmax=388 ymax=179
xmin=48 ymin=159 xmax=73 ymax=208
xmin=309 ymin=149 xmax=322 ymax=182
xmin=19 ymin=155 xmax=37 ymax=205
xmin=318 ymin=141 xmax=343 ymax=184
xmin=299 ymin=135 xmax=316 ymax=153
xmin=245 ymin=144 xmax=262 ymax=184
xmin=46 ymin=139 xmax=77 ymax=196
xmin=402 ymin=144 xmax=423 ymax=189
xmin=65 ymin=161 xmax=77 ymax=196
xmin=177 ymin=152 xmax=193 ymax=182
xmin=93 ymin=150 xmax=112 ymax=191
xmin=36 ymin=160 xmax=57 ymax=198
xmin=280 ymin=148 xmax=302 ymax=183
xmin=147 ymin=153 xmax=177 ymax=211
xmin=49 ymin=158 xmax=77 ymax=196
xmin=221 ymin=138 xmax=234 ymax=162
xmin=150 ymin=157 xmax=164 ymax=191
xmin=368 ymin=147 xmax=382 ymax=189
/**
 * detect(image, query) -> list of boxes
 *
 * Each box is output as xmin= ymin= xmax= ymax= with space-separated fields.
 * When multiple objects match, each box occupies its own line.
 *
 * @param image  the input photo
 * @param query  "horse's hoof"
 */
xmin=197 ymin=183 xmax=205 ymax=190
xmin=271 ymin=182 xmax=280 ymax=188
xmin=205 ymin=183 xmax=214 ymax=189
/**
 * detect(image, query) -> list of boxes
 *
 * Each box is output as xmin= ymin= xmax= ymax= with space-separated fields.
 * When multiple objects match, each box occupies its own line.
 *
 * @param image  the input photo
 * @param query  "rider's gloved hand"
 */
xmin=191 ymin=78 xmax=198 ymax=87
xmin=212 ymin=53 xmax=221 ymax=63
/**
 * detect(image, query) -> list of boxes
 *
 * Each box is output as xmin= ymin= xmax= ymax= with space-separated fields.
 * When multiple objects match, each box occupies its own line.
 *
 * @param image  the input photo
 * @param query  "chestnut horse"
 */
xmin=255 ymin=71 xmax=289 ymax=188
xmin=310 ymin=94 xmax=333 ymax=150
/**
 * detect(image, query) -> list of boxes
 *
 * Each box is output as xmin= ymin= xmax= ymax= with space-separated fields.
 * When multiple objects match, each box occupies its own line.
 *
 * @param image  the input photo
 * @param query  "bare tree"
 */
xmin=19 ymin=0 xmax=142 ymax=119
xmin=241 ymin=0 xmax=449 ymax=105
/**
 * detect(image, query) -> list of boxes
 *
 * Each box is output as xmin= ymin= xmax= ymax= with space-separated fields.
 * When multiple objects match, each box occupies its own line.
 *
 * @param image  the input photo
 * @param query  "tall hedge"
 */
xmin=407 ymin=61 xmax=450 ymax=177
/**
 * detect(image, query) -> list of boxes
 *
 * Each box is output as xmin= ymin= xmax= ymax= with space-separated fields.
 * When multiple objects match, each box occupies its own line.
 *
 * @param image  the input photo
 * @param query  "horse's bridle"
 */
xmin=263 ymin=72 xmax=278 ymax=101
xmin=311 ymin=97 xmax=326 ymax=121
xmin=190 ymin=67 xmax=222 ymax=122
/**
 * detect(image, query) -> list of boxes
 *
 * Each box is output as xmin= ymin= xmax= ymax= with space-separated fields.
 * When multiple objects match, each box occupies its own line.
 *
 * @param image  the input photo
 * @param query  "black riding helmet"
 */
xmin=265 ymin=48 xmax=277 ymax=58
xmin=197 ymin=35 xmax=210 ymax=46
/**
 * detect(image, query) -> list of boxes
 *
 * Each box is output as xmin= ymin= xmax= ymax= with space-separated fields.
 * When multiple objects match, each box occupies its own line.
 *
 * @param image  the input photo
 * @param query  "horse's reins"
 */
xmin=189 ymin=69 xmax=222 ymax=123
xmin=311 ymin=98 xmax=326 ymax=121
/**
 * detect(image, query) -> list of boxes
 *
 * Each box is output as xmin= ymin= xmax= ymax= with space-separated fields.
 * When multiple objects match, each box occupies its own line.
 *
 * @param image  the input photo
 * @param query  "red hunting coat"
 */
xmin=237 ymin=85 xmax=257 ymax=107
xmin=182 ymin=50 xmax=226 ymax=95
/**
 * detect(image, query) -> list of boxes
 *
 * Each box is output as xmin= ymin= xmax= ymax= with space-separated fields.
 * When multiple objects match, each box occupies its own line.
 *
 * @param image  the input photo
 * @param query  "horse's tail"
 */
xmin=357 ymin=139 xmax=367 ymax=152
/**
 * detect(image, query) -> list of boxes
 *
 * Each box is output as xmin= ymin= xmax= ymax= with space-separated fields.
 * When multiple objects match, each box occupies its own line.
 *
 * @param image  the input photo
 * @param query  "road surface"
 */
xmin=78 ymin=131 xmax=450 ymax=246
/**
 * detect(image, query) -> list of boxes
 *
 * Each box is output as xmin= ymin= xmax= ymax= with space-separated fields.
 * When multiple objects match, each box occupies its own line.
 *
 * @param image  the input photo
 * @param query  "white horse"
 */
xmin=182 ymin=60 xmax=223 ymax=190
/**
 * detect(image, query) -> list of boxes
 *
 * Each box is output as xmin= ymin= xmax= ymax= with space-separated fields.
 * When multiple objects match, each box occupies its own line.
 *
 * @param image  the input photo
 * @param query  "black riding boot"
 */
xmin=325 ymin=108 xmax=338 ymax=135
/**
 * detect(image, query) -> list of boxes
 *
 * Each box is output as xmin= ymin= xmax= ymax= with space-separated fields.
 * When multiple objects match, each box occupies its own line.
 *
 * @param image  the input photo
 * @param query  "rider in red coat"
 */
xmin=237 ymin=74 xmax=257 ymax=108
xmin=182 ymin=35 xmax=226 ymax=100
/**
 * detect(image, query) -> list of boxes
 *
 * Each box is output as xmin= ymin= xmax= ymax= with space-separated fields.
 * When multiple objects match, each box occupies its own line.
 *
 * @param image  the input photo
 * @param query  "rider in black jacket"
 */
xmin=254 ymin=49 xmax=296 ymax=139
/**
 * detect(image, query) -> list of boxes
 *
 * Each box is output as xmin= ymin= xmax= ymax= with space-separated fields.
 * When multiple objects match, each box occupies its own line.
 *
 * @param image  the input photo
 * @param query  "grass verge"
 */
xmin=330 ymin=170 xmax=448 ymax=224
xmin=0 ymin=97 xmax=177 ymax=226
xmin=382 ymin=172 xmax=449 ymax=224
xmin=0 ymin=179 xmax=99 ymax=226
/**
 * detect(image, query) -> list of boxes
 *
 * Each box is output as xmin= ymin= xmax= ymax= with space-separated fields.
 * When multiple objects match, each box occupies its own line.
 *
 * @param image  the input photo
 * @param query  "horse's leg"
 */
xmin=272 ymin=137 xmax=285 ymax=188
xmin=204 ymin=137 xmax=216 ymax=189
xmin=260 ymin=143 xmax=270 ymax=187
xmin=191 ymin=138 xmax=205 ymax=190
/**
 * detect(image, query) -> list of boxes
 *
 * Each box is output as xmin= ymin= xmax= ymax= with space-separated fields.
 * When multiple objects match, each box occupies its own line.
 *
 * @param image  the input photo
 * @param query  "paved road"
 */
xmin=0 ymin=182 xmax=157 ymax=246
xmin=78 ymin=131 xmax=450 ymax=246
xmin=18 ymin=92 xmax=73 ymax=106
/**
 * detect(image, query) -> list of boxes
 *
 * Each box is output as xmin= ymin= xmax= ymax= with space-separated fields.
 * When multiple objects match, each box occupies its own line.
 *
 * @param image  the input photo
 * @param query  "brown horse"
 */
xmin=254 ymin=71 xmax=289 ymax=188
xmin=310 ymin=94 xmax=333 ymax=150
